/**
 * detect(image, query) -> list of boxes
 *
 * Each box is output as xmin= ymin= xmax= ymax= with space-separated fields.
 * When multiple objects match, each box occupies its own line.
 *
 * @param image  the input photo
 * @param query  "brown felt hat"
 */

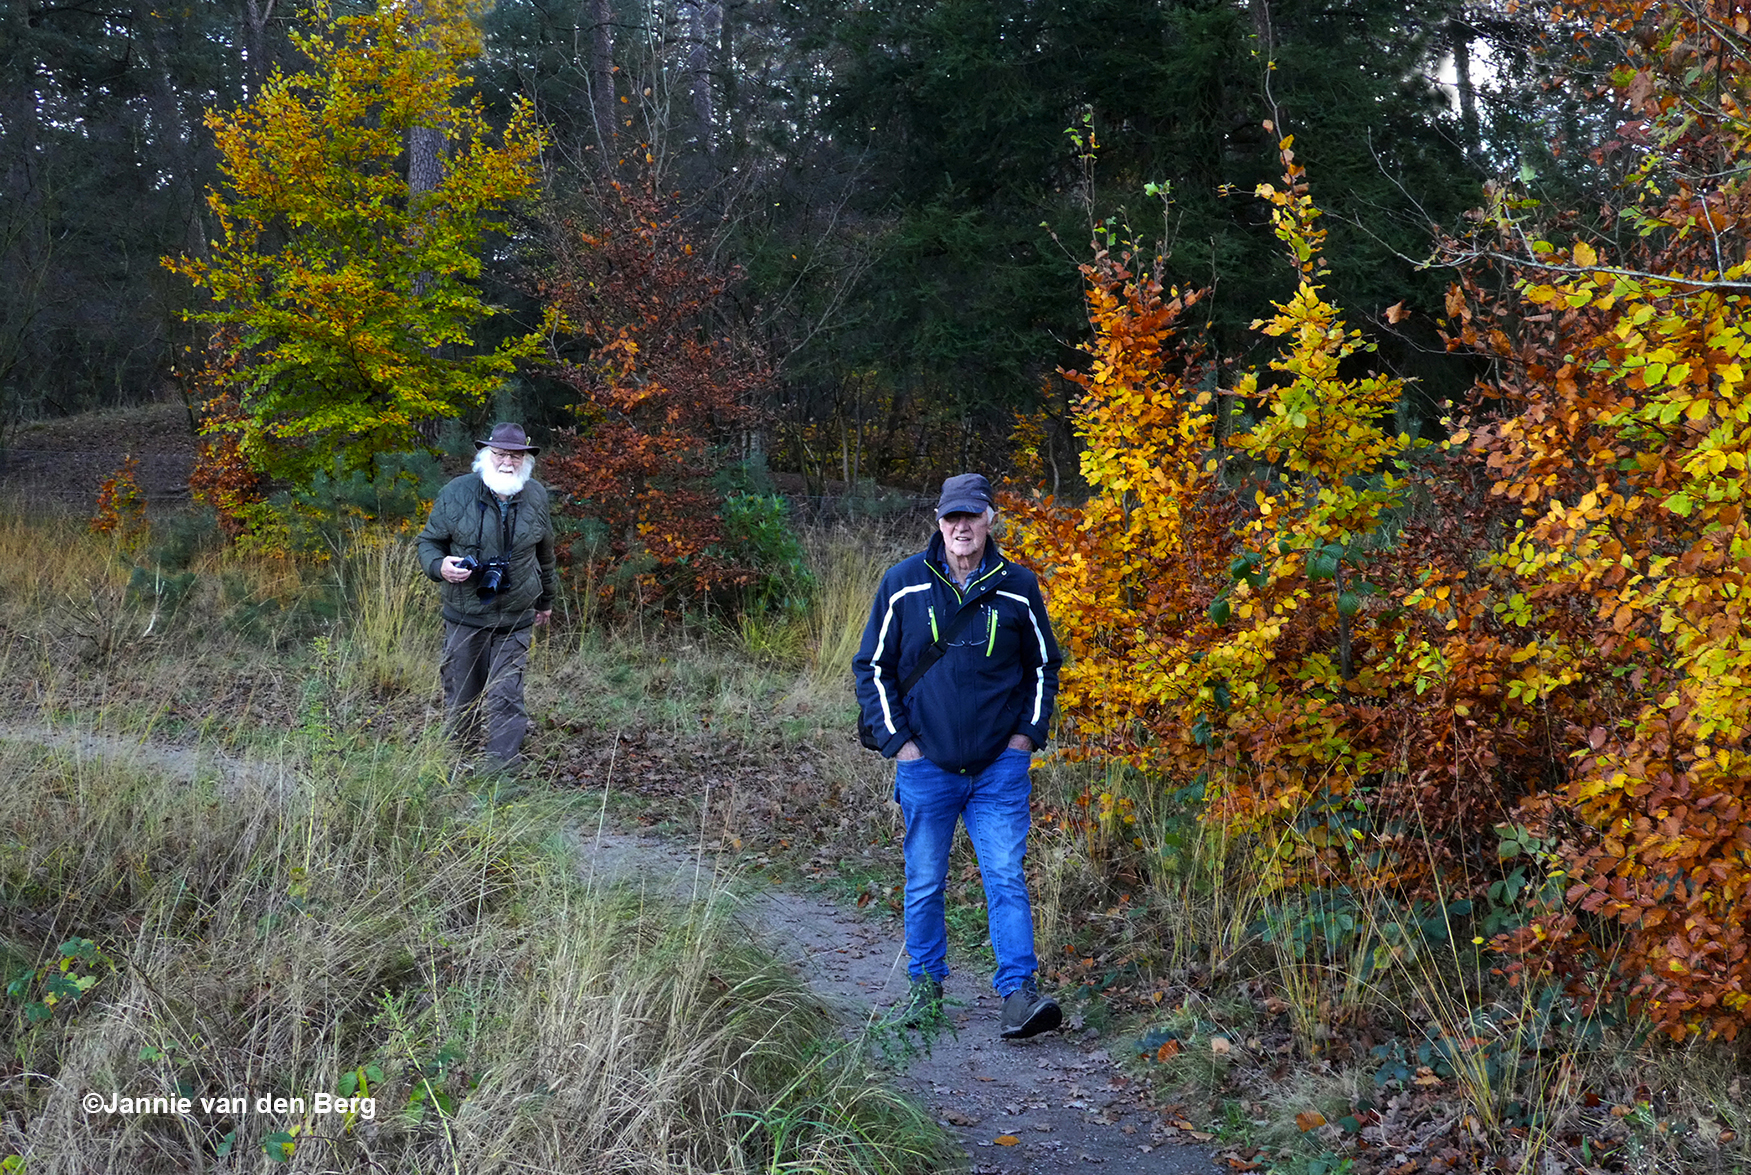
xmin=475 ymin=422 xmax=540 ymax=455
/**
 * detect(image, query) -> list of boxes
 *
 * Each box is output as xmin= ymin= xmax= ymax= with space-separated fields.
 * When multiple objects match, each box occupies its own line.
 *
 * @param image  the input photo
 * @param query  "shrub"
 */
xmin=90 ymin=455 xmax=148 ymax=551
xmin=541 ymin=176 xmax=766 ymax=610
xmin=720 ymin=493 xmax=815 ymax=616
xmin=1012 ymin=122 xmax=1751 ymax=1042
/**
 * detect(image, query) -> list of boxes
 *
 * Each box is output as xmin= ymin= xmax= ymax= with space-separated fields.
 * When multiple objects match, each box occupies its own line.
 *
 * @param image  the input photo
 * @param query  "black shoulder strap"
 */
xmin=896 ymin=600 xmax=982 ymax=697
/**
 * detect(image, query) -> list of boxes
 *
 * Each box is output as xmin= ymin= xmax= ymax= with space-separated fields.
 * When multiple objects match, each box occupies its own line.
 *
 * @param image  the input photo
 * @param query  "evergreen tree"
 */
xmin=774 ymin=0 xmax=1494 ymax=481
xmin=0 ymin=1 xmax=265 ymax=422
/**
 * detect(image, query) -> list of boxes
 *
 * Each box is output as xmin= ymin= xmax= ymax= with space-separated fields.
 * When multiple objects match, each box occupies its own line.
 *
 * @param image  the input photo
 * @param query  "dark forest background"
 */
xmin=0 ymin=0 xmax=1612 ymax=492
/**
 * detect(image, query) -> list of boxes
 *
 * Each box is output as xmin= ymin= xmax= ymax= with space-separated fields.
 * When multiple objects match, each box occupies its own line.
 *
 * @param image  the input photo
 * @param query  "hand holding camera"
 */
xmin=451 ymin=555 xmax=510 ymax=599
xmin=439 ymin=555 xmax=475 ymax=584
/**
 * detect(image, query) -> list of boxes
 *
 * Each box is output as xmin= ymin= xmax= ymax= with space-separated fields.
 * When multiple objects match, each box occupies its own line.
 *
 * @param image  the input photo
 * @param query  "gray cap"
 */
xmin=936 ymin=473 xmax=994 ymax=518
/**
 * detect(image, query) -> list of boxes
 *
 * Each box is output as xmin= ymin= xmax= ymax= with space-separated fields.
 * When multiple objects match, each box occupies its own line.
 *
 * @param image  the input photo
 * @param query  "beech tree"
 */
xmin=541 ymin=176 xmax=767 ymax=608
xmin=166 ymin=0 xmax=546 ymax=484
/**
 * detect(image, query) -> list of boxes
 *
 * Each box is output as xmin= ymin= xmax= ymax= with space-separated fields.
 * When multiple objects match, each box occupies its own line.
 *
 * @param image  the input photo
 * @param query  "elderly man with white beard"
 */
xmin=416 ymin=422 xmax=556 ymax=774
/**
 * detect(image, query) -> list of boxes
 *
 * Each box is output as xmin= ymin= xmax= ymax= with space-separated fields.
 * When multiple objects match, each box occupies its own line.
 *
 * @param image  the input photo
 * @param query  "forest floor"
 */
xmin=5 ymin=405 xmax=1742 ymax=1175
xmin=8 ymin=717 xmax=1216 ymax=1175
xmin=2 ymin=400 xmax=199 ymax=507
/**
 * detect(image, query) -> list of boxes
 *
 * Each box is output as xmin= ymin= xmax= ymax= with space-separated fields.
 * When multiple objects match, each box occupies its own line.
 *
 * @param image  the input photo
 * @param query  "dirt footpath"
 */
xmin=583 ymin=827 xmax=1216 ymax=1175
xmin=10 ymin=723 xmax=1215 ymax=1175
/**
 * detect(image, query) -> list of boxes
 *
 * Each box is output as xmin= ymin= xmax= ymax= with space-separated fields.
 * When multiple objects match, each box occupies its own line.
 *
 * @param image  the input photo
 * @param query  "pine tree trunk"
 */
xmin=241 ymin=0 xmax=277 ymax=96
xmin=591 ymin=0 xmax=617 ymax=163
xmin=407 ymin=2 xmax=447 ymax=441
xmin=1450 ymin=18 xmax=1481 ymax=163
xmin=683 ymin=0 xmax=719 ymax=154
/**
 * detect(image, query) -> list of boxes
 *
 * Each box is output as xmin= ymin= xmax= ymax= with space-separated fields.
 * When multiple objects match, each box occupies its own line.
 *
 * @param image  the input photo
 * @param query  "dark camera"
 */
xmin=453 ymin=556 xmax=510 ymax=600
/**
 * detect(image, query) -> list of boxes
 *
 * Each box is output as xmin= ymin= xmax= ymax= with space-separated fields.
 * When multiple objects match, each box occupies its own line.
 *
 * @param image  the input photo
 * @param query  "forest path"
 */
xmin=576 ymin=822 xmax=1216 ymax=1175
xmin=13 ymin=721 xmax=1215 ymax=1175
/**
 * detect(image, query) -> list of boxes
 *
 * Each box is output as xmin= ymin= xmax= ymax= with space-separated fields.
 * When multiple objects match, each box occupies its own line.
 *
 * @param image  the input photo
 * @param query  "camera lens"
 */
xmin=478 ymin=561 xmax=505 ymax=600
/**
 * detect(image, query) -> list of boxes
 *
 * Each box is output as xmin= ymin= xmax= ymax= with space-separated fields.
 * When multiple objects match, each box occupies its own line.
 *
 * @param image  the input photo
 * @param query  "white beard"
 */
xmin=474 ymin=449 xmax=534 ymax=497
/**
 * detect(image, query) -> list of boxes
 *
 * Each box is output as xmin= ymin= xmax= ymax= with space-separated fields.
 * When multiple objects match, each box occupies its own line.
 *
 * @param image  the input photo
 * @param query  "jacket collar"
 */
xmin=925 ymin=532 xmax=1007 ymax=599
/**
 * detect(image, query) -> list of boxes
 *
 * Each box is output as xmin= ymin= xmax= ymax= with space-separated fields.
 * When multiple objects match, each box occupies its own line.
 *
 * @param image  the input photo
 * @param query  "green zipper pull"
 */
xmin=986 ymin=606 xmax=997 ymax=656
xmin=928 ymin=604 xmax=939 ymax=642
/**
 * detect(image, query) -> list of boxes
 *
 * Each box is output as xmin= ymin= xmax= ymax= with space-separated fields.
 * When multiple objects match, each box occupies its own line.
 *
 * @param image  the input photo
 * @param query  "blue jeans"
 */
xmin=894 ymin=748 xmax=1039 ymax=997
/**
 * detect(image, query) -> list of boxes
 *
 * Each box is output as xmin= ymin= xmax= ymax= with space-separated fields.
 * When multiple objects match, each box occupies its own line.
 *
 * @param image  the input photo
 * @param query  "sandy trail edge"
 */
xmin=573 ymin=823 xmax=1216 ymax=1175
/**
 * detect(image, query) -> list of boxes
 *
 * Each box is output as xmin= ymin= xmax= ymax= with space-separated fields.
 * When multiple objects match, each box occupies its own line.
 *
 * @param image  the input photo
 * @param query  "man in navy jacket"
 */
xmin=854 ymin=473 xmax=1064 ymax=1038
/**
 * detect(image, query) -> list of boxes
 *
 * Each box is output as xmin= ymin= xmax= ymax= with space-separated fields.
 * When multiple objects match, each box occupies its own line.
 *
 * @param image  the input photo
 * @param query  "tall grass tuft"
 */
xmin=802 ymin=520 xmax=919 ymax=688
xmin=0 ymin=501 xmax=130 ymax=613
xmin=0 ymin=732 xmax=951 ymax=1173
xmin=335 ymin=529 xmax=439 ymax=696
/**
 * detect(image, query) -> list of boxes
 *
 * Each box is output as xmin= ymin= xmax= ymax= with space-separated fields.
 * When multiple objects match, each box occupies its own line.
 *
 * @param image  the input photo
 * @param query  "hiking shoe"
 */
xmin=893 ymin=976 xmax=945 ymax=1027
xmin=999 ymin=977 xmax=1061 ymax=1040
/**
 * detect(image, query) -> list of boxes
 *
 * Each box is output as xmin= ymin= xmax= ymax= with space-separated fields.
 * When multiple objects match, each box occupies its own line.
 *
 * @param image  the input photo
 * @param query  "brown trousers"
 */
xmin=440 ymin=621 xmax=533 ymax=766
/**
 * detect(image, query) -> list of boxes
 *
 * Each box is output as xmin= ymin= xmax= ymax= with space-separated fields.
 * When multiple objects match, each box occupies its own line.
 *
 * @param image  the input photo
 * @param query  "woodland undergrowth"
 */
xmin=6 ymin=492 xmax=1748 ymax=1174
xmin=999 ymin=118 xmax=1751 ymax=1175
xmin=0 ymin=502 xmax=956 ymax=1175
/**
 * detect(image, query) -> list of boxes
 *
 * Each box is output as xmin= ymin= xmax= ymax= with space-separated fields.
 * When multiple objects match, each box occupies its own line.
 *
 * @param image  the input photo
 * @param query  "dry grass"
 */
xmin=1111 ymin=798 xmax=1751 ymax=1175
xmin=332 ymin=529 xmax=441 ymax=696
xmin=0 ymin=501 xmax=954 ymax=1173
xmin=0 ymin=732 xmax=950 ymax=1173
xmin=802 ymin=520 xmax=918 ymax=688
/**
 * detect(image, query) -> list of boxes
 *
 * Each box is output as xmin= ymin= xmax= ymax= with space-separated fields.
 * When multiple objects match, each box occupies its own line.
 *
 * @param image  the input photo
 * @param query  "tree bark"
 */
xmin=1449 ymin=17 xmax=1481 ymax=163
xmin=682 ymin=0 xmax=719 ymax=154
xmin=591 ymin=0 xmax=617 ymax=162
xmin=241 ymin=0 xmax=277 ymax=97
xmin=409 ymin=126 xmax=446 ymax=207
xmin=406 ymin=3 xmax=446 ymax=303
xmin=405 ymin=2 xmax=447 ymax=444
xmin=146 ymin=14 xmax=211 ymax=262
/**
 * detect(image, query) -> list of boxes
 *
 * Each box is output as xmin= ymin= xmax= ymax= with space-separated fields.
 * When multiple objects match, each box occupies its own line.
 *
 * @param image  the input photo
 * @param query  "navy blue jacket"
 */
xmin=853 ymin=534 xmax=1062 ymax=774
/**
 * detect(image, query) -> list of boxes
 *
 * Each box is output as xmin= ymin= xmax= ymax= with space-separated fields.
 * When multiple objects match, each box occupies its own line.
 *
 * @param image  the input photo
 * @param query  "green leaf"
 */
xmin=406 ymin=1083 xmax=429 ymax=1123
xmin=58 ymin=939 xmax=98 ymax=963
xmin=263 ymin=1131 xmax=297 ymax=1163
xmin=1208 ymin=598 xmax=1231 ymax=625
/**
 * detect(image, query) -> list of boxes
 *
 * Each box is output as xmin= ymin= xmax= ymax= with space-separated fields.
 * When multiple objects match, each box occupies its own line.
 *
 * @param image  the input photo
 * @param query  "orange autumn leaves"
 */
xmin=1450 ymin=228 xmax=1751 ymax=1032
xmin=1006 ymin=137 xmax=1437 ymax=839
xmin=1008 ymin=124 xmax=1751 ymax=1040
xmin=539 ymin=179 xmax=767 ymax=609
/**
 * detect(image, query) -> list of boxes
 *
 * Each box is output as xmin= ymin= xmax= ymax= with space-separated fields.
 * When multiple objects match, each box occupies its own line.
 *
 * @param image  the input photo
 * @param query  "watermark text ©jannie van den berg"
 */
xmin=82 ymin=1091 xmax=376 ymax=1119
